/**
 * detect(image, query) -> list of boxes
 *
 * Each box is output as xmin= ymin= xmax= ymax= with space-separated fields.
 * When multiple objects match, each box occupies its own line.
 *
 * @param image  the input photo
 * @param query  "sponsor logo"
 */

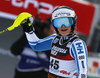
xmin=53 ymin=38 xmax=59 ymax=44
xmin=81 ymin=74 xmax=86 ymax=78
xmin=55 ymin=12 xmax=71 ymax=17
xmin=51 ymin=45 xmax=67 ymax=55
xmin=75 ymin=42 xmax=84 ymax=54
xmin=5 ymin=0 xmax=58 ymax=14
xmin=73 ymin=72 xmax=77 ymax=76
xmin=79 ymin=55 xmax=85 ymax=60
xmin=60 ymin=70 xmax=70 ymax=75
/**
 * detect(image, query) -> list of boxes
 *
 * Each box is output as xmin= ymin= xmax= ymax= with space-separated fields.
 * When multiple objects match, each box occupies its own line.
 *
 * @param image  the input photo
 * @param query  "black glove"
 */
xmin=21 ymin=17 xmax=35 ymax=34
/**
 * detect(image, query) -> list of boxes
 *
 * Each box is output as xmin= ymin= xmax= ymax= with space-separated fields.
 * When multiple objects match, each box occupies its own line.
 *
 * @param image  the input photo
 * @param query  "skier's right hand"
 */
xmin=21 ymin=17 xmax=35 ymax=34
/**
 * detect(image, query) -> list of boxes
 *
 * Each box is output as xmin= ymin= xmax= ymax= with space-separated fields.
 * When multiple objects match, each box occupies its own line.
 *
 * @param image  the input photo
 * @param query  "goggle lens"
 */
xmin=53 ymin=17 xmax=73 ymax=28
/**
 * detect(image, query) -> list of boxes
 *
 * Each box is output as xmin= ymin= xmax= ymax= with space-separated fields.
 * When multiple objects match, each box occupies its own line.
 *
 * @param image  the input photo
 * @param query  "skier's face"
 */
xmin=57 ymin=25 xmax=71 ymax=36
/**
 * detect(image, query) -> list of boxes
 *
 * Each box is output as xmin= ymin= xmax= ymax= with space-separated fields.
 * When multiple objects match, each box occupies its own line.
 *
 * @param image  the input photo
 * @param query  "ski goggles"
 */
xmin=53 ymin=17 xmax=73 ymax=28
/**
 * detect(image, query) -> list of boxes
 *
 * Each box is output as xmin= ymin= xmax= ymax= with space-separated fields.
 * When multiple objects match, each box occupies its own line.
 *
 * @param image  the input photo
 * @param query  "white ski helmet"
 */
xmin=52 ymin=6 xmax=77 ymax=35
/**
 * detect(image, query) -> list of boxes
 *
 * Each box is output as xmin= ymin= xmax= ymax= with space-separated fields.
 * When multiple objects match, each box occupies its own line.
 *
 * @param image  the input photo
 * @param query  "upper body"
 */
xmin=25 ymin=32 xmax=88 ymax=78
xmin=21 ymin=6 xmax=88 ymax=78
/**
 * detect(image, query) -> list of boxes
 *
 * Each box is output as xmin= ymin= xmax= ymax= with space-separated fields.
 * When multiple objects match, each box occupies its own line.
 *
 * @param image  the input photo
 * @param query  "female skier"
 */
xmin=21 ymin=6 xmax=88 ymax=78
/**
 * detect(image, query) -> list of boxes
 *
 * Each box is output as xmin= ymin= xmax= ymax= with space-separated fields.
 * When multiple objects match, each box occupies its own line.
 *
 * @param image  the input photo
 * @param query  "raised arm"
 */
xmin=25 ymin=32 xmax=56 ymax=51
xmin=21 ymin=16 xmax=56 ymax=51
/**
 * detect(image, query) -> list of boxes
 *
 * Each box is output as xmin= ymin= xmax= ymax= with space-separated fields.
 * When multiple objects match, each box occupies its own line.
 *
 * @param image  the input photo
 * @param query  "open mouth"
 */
xmin=61 ymin=29 xmax=68 ymax=31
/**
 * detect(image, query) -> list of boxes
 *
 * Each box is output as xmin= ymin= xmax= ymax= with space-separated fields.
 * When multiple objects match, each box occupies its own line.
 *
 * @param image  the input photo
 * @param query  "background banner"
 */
xmin=0 ymin=0 xmax=95 ymax=35
xmin=88 ymin=57 xmax=100 ymax=78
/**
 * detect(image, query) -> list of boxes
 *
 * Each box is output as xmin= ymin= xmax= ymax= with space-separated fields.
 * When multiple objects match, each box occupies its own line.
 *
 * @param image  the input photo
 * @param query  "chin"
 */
xmin=61 ymin=33 xmax=69 ymax=36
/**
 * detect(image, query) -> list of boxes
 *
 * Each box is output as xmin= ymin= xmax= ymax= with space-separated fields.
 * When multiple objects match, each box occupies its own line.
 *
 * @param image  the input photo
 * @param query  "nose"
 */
xmin=61 ymin=25 xmax=66 ymax=28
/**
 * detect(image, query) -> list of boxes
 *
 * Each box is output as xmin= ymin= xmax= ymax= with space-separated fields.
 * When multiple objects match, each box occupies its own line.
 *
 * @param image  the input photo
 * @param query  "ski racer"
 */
xmin=21 ymin=6 xmax=88 ymax=78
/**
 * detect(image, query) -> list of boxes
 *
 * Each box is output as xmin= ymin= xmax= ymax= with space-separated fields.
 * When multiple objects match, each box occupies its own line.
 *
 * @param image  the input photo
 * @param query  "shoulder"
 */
xmin=38 ymin=33 xmax=57 ymax=43
xmin=50 ymin=33 xmax=57 ymax=37
xmin=71 ymin=38 xmax=87 ymax=51
xmin=73 ymin=38 xmax=86 ymax=45
xmin=45 ymin=33 xmax=57 ymax=39
xmin=71 ymin=38 xmax=87 ymax=52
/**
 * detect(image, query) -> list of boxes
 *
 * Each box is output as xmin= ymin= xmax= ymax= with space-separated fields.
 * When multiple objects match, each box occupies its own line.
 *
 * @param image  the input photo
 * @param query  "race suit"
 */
xmin=25 ymin=32 xmax=88 ymax=78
